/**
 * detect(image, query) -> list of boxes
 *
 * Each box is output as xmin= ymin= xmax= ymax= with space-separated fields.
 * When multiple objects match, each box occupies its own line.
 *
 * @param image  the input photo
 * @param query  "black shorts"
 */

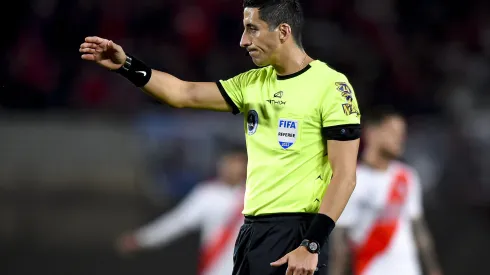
xmin=232 ymin=213 xmax=329 ymax=275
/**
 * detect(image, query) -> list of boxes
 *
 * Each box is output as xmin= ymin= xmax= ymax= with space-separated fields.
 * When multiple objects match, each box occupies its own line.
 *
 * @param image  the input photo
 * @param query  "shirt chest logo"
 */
xmin=266 ymin=91 xmax=286 ymax=106
xmin=278 ymin=119 xmax=298 ymax=149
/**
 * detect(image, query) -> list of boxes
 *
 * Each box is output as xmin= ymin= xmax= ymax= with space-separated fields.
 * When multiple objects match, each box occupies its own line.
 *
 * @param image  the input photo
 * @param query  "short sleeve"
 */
xmin=321 ymin=76 xmax=361 ymax=141
xmin=216 ymin=71 xmax=250 ymax=115
xmin=408 ymin=170 xmax=423 ymax=219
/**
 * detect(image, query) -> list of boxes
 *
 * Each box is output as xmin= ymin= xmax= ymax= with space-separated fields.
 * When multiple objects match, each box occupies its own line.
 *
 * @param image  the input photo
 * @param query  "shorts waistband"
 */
xmin=244 ymin=213 xmax=317 ymax=224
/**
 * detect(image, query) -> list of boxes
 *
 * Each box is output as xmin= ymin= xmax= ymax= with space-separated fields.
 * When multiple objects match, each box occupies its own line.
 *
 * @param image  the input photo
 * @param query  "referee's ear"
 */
xmin=278 ymin=23 xmax=292 ymax=43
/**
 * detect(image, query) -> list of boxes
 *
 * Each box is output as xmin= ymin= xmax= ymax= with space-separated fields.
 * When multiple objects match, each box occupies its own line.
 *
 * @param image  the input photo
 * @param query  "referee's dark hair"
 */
xmin=363 ymin=106 xmax=404 ymax=126
xmin=243 ymin=0 xmax=304 ymax=48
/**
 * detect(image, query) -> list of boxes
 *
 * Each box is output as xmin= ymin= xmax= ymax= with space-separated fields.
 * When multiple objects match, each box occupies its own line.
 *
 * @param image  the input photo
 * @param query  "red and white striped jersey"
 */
xmin=135 ymin=180 xmax=245 ymax=275
xmin=337 ymin=161 xmax=423 ymax=275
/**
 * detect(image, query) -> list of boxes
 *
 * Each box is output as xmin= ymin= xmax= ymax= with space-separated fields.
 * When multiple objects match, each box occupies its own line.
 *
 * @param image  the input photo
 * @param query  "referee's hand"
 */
xmin=79 ymin=36 xmax=126 ymax=71
xmin=271 ymin=246 xmax=318 ymax=275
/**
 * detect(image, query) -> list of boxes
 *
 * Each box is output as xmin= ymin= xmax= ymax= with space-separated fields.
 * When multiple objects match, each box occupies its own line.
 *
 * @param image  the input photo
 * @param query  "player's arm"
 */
xmin=409 ymin=172 xmax=443 ymax=275
xmin=117 ymin=185 xmax=208 ymax=253
xmin=412 ymin=217 xmax=443 ymax=275
xmin=80 ymin=37 xmax=242 ymax=112
xmin=328 ymin=228 xmax=351 ymax=275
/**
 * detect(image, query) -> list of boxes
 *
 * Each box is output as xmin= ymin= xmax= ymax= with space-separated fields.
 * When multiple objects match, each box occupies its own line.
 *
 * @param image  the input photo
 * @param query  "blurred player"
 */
xmin=80 ymin=1 xmax=361 ymax=274
xmin=116 ymin=148 xmax=247 ymax=275
xmin=329 ymin=109 xmax=443 ymax=275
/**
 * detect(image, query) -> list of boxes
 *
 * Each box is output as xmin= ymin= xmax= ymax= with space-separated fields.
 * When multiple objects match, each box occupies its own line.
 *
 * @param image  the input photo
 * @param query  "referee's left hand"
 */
xmin=271 ymin=246 xmax=318 ymax=275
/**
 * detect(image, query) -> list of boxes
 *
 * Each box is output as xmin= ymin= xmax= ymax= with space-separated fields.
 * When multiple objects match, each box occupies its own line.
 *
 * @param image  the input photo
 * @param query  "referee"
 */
xmin=79 ymin=1 xmax=361 ymax=275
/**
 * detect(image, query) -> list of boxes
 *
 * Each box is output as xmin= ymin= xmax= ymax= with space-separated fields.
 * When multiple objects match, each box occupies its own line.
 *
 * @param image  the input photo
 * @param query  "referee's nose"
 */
xmin=240 ymin=32 xmax=251 ymax=48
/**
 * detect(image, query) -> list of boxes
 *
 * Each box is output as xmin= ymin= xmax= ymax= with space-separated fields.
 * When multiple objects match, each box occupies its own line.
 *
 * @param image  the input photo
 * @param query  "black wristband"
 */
xmin=304 ymin=213 xmax=336 ymax=246
xmin=115 ymin=54 xmax=152 ymax=87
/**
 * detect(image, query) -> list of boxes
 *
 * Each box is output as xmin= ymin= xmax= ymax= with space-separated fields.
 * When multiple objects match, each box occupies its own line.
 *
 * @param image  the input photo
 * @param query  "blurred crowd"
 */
xmin=2 ymin=0 xmax=490 ymax=206
xmin=0 ymin=0 xmax=488 ymax=218
xmin=1 ymin=0 xmax=489 ymax=116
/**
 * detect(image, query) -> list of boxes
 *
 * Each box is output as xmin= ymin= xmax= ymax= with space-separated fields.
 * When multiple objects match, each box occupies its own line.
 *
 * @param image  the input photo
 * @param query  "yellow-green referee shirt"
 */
xmin=217 ymin=60 xmax=361 ymax=216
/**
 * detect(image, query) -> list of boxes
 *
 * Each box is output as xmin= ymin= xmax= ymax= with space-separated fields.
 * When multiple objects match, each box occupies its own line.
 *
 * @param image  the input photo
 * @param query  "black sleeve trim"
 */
xmin=322 ymin=124 xmax=361 ymax=141
xmin=216 ymin=81 xmax=240 ymax=115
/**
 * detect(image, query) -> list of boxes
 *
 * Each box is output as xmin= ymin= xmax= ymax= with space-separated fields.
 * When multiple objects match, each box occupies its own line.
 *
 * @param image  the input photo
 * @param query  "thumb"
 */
xmin=270 ymin=254 xmax=288 ymax=267
xmin=107 ymin=40 xmax=115 ymax=50
xmin=107 ymin=40 xmax=124 ymax=58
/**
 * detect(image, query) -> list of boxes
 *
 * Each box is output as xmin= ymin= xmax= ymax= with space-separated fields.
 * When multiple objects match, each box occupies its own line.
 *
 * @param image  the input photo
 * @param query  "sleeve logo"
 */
xmin=335 ymin=82 xmax=360 ymax=117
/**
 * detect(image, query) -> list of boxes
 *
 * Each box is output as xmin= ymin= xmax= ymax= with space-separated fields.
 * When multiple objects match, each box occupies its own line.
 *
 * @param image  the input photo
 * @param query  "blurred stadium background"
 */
xmin=1 ymin=0 xmax=489 ymax=274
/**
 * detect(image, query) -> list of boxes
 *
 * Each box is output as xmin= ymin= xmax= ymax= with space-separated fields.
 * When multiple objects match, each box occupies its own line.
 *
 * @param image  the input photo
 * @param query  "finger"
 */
xmin=270 ymin=255 xmax=288 ymax=267
xmin=286 ymin=266 xmax=295 ymax=275
xmin=80 ymin=42 xmax=99 ymax=49
xmin=81 ymin=54 xmax=95 ymax=61
xmin=80 ymin=44 xmax=104 ymax=54
xmin=79 ymin=47 xmax=96 ymax=54
xmin=85 ymin=36 xmax=106 ymax=45
xmin=107 ymin=40 xmax=120 ymax=52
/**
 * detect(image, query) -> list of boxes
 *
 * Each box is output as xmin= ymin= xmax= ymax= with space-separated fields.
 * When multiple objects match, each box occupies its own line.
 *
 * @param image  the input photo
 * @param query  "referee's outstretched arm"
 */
xmin=80 ymin=36 xmax=232 ymax=112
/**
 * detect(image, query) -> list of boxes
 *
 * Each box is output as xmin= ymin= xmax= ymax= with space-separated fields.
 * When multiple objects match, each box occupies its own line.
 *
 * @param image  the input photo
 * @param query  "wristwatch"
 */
xmin=300 ymin=239 xmax=321 ymax=254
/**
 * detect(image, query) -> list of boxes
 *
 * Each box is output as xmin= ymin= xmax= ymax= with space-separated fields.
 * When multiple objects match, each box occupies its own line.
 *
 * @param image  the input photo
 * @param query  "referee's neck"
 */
xmin=273 ymin=46 xmax=312 ymax=76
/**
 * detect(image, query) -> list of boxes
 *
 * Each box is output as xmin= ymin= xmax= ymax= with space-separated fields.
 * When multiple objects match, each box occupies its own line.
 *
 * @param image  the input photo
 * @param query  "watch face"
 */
xmin=308 ymin=242 xmax=319 ymax=252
